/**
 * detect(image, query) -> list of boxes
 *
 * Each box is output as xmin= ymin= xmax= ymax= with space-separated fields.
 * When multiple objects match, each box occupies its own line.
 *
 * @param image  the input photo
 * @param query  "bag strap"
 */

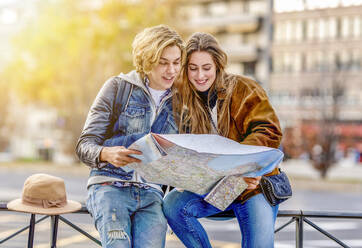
xmin=113 ymin=76 xmax=133 ymax=119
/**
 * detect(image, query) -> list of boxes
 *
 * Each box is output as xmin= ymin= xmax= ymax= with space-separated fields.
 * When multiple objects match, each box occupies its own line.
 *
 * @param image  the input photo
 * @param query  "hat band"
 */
xmin=22 ymin=195 xmax=67 ymax=208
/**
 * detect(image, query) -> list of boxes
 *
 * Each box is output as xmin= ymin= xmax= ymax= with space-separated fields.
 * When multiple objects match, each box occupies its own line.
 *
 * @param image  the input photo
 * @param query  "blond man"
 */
xmin=76 ymin=25 xmax=184 ymax=248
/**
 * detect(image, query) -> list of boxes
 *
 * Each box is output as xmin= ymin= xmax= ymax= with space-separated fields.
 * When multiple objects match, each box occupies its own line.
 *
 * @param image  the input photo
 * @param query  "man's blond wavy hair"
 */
xmin=132 ymin=25 xmax=185 ymax=79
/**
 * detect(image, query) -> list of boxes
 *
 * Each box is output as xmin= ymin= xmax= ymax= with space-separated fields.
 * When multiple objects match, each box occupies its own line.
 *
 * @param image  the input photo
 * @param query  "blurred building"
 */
xmin=174 ymin=0 xmax=362 ymax=162
xmin=174 ymin=0 xmax=273 ymax=89
xmin=271 ymin=3 xmax=362 ymax=161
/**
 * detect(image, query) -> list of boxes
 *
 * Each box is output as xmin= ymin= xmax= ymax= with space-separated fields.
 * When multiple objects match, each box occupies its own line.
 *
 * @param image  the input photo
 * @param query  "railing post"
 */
xmin=295 ymin=213 xmax=304 ymax=248
xmin=51 ymin=215 xmax=59 ymax=248
xmin=27 ymin=214 xmax=36 ymax=248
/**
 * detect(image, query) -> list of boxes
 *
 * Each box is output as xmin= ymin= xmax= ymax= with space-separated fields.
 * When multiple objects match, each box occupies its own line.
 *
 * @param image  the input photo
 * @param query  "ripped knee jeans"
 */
xmin=87 ymin=184 xmax=167 ymax=248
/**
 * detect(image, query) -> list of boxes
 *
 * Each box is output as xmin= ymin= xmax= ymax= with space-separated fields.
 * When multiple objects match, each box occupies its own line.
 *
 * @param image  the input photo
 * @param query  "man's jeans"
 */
xmin=163 ymin=189 xmax=279 ymax=248
xmin=87 ymin=184 xmax=167 ymax=248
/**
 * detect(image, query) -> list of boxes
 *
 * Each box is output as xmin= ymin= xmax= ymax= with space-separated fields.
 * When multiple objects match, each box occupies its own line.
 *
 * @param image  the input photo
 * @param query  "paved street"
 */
xmin=0 ymin=161 xmax=362 ymax=247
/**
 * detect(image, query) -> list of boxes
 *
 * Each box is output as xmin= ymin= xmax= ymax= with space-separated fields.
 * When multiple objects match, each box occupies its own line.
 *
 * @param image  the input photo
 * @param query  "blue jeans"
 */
xmin=87 ymin=184 xmax=167 ymax=248
xmin=163 ymin=189 xmax=279 ymax=248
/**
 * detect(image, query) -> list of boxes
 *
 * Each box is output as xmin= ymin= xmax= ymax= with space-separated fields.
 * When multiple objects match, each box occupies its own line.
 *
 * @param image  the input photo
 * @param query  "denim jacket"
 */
xmin=76 ymin=70 xmax=178 ymax=188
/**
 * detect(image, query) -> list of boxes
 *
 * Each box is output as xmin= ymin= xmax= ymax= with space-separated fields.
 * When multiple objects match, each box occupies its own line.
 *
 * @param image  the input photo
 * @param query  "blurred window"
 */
xmin=328 ymin=17 xmax=338 ymax=39
xmin=280 ymin=21 xmax=287 ymax=42
xmin=314 ymin=18 xmax=320 ymax=40
xmin=208 ymin=2 xmax=227 ymax=16
xmin=284 ymin=52 xmax=293 ymax=72
xmin=327 ymin=51 xmax=335 ymax=72
xmin=340 ymin=50 xmax=351 ymax=70
xmin=336 ymin=17 xmax=342 ymax=39
xmin=306 ymin=52 xmax=317 ymax=72
xmin=271 ymin=91 xmax=296 ymax=105
xmin=306 ymin=52 xmax=312 ymax=72
xmin=295 ymin=20 xmax=303 ymax=41
xmin=334 ymin=53 xmax=341 ymax=70
xmin=272 ymin=53 xmax=283 ymax=73
xmin=271 ymin=55 xmax=276 ymax=73
xmin=320 ymin=51 xmax=329 ymax=72
xmin=301 ymin=53 xmax=306 ymax=72
xmin=249 ymin=0 xmax=267 ymax=14
xmin=341 ymin=16 xmax=351 ymax=39
xmin=307 ymin=19 xmax=316 ymax=41
xmin=294 ymin=52 xmax=302 ymax=72
xmin=318 ymin=18 xmax=327 ymax=41
xmin=351 ymin=49 xmax=361 ymax=70
xmin=316 ymin=51 xmax=323 ymax=72
xmin=353 ymin=16 xmax=361 ymax=38
xmin=285 ymin=20 xmax=293 ymax=42
xmin=274 ymin=22 xmax=281 ymax=43
xmin=302 ymin=20 xmax=307 ymax=40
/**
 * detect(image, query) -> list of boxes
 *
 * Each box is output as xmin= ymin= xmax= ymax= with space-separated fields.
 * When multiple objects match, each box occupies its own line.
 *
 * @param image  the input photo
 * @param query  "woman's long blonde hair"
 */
xmin=173 ymin=32 xmax=238 ymax=136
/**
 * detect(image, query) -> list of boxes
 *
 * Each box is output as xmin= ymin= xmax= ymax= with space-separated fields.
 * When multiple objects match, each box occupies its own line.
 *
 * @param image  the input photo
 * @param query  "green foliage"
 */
xmin=1 ymin=0 xmax=173 ymax=154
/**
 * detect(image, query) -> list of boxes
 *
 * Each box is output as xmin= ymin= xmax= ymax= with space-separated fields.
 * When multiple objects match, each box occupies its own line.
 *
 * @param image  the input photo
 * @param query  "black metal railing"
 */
xmin=1 ymin=201 xmax=362 ymax=248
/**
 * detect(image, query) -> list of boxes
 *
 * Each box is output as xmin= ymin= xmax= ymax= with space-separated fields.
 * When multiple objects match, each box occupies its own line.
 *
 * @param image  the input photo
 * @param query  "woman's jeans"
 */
xmin=163 ymin=189 xmax=279 ymax=248
xmin=87 ymin=184 xmax=167 ymax=248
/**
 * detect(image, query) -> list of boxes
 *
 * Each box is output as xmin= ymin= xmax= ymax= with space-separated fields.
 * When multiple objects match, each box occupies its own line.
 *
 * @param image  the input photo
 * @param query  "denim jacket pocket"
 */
xmin=123 ymin=106 xmax=145 ymax=118
xmin=118 ymin=106 xmax=147 ymax=135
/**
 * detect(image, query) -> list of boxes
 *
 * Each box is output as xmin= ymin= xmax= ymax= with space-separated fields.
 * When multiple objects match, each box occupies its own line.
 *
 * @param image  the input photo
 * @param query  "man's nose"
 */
xmin=167 ymin=64 xmax=177 ymax=74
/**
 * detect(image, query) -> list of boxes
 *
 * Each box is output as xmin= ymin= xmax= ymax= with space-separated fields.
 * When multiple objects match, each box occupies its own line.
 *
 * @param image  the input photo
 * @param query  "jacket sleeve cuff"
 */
xmin=95 ymin=146 xmax=108 ymax=168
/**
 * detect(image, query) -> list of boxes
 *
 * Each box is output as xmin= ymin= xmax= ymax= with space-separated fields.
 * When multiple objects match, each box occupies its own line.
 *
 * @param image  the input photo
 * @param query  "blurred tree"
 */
xmin=301 ymin=61 xmax=347 ymax=178
xmin=1 ymin=0 xmax=174 ymax=156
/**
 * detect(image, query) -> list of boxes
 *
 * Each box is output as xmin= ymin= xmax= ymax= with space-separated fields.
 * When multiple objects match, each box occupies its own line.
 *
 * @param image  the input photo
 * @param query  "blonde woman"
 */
xmin=163 ymin=32 xmax=283 ymax=248
xmin=76 ymin=25 xmax=184 ymax=248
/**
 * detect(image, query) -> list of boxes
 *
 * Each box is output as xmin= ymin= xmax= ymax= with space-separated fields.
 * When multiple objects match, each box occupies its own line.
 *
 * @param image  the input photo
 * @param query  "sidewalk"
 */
xmin=281 ymin=159 xmax=362 ymax=192
xmin=282 ymin=159 xmax=362 ymax=180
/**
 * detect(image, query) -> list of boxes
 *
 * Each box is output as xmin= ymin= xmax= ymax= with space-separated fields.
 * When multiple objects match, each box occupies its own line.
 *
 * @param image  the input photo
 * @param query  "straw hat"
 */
xmin=7 ymin=173 xmax=81 ymax=215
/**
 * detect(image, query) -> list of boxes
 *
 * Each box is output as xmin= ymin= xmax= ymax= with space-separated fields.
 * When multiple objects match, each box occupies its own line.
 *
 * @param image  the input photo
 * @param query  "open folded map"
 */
xmin=125 ymin=133 xmax=284 ymax=210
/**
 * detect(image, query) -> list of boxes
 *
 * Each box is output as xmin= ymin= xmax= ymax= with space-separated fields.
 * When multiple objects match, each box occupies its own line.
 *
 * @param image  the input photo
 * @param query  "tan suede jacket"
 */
xmin=217 ymin=75 xmax=283 ymax=203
